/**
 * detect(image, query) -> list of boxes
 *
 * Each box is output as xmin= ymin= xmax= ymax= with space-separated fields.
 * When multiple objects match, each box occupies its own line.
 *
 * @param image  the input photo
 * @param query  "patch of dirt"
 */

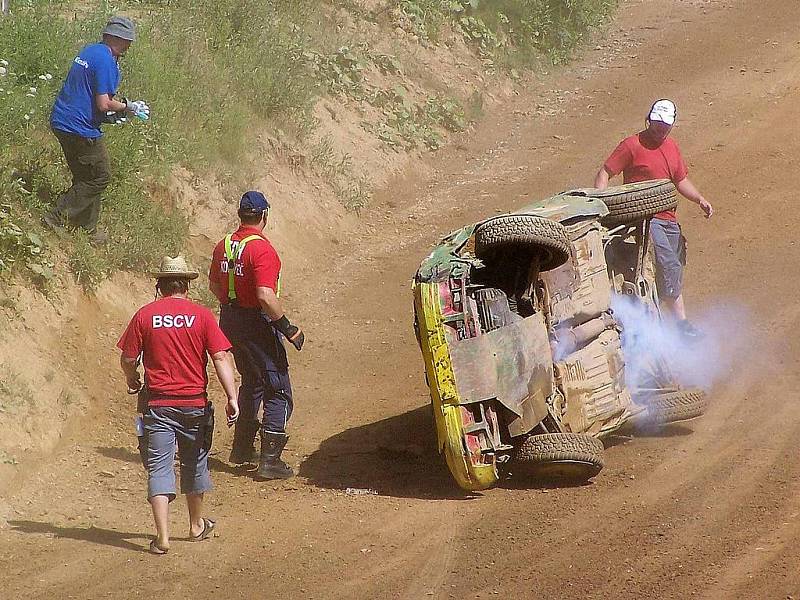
xmin=3 ymin=0 xmax=800 ymax=598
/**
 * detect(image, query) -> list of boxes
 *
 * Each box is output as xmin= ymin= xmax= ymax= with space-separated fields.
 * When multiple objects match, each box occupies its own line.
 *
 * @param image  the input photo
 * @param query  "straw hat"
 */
xmin=150 ymin=256 xmax=199 ymax=280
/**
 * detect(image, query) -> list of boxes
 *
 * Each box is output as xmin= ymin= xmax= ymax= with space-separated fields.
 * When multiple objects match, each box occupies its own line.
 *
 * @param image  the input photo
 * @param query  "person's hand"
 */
xmin=103 ymin=110 xmax=128 ymax=125
xmin=272 ymin=316 xmax=305 ymax=351
xmin=287 ymin=328 xmax=305 ymax=351
xmin=126 ymin=374 xmax=142 ymax=393
xmin=225 ymin=398 xmax=239 ymax=427
xmin=699 ymin=199 xmax=713 ymax=218
xmin=126 ymin=99 xmax=150 ymax=121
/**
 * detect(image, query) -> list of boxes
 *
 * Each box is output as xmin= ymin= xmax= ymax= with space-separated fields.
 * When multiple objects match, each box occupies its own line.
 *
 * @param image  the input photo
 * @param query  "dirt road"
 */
xmin=3 ymin=0 xmax=800 ymax=597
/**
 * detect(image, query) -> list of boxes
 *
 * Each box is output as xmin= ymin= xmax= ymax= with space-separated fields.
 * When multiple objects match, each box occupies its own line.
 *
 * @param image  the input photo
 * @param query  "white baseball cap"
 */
xmin=648 ymin=99 xmax=677 ymax=125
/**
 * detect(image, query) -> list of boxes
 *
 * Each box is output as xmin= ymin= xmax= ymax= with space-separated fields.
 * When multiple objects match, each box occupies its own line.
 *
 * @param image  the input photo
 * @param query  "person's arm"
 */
xmin=594 ymin=166 xmax=611 ymax=190
xmin=119 ymin=354 xmax=141 ymax=392
xmin=256 ymin=286 xmax=304 ymax=350
xmin=211 ymin=350 xmax=239 ymax=426
xmin=208 ymin=273 xmax=225 ymax=302
xmin=676 ymin=177 xmax=713 ymax=218
xmin=95 ymin=93 xmax=128 ymax=113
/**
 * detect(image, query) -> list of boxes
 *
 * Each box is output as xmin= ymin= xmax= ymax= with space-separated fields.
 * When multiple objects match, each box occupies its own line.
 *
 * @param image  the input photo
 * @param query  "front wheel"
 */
xmin=514 ymin=433 xmax=605 ymax=482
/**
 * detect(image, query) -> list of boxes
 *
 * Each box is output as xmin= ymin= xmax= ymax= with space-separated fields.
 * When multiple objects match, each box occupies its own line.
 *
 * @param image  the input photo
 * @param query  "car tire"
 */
xmin=474 ymin=215 xmax=571 ymax=271
xmin=514 ymin=433 xmax=605 ymax=481
xmin=634 ymin=388 xmax=708 ymax=426
xmin=573 ymin=180 xmax=678 ymax=228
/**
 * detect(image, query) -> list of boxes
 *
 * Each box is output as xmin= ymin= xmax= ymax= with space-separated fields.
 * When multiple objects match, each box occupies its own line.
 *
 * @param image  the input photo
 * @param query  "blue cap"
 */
xmin=239 ymin=190 xmax=270 ymax=213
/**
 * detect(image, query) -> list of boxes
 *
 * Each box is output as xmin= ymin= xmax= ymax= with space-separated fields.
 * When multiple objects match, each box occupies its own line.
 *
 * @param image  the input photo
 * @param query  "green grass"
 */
xmin=0 ymin=0 xmax=616 ymax=289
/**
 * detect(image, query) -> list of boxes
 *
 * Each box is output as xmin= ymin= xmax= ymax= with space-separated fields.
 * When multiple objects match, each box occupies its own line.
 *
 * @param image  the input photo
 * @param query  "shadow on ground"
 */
xmin=300 ymin=405 xmax=473 ymax=500
xmin=95 ymin=446 xmax=245 ymax=476
xmin=300 ymin=404 xmax=607 ymax=499
xmin=7 ymin=520 xmax=149 ymax=552
xmin=604 ymin=422 xmax=696 ymax=449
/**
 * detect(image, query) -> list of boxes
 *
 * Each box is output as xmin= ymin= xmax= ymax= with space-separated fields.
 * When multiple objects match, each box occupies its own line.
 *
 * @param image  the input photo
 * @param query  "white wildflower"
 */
xmin=29 ymin=86 xmax=37 ymax=94
xmin=38 ymin=74 xmax=47 ymax=80
xmin=0 ymin=59 xmax=8 ymax=67
xmin=45 ymin=73 xmax=53 ymax=80
xmin=0 ymin=66 xmax=6 ymax=77
xmin=23 ymin=114 xmax=30 ymax=121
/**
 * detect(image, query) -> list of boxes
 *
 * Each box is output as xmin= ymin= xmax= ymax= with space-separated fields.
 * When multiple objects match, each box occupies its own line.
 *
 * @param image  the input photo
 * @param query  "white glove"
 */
xmin=126 ymin=99 xmax=150 ymax=121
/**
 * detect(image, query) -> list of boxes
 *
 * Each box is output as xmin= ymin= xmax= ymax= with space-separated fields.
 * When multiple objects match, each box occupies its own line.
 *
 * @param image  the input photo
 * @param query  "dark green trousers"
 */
xmin=50 ymin=129 xmax=111 ymax=232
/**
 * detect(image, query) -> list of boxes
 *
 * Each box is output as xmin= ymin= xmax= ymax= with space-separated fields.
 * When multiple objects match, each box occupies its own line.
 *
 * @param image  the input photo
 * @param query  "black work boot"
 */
xmin=229 ymin=419 xmax=259 ymax=465
xmin=255 ymin=432 xmax=294 ymax=480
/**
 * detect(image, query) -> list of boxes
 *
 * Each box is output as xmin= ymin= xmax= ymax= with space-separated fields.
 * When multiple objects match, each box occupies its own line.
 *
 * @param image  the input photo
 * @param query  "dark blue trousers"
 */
xmin=220 ymin=305 xmax=293 ymax=434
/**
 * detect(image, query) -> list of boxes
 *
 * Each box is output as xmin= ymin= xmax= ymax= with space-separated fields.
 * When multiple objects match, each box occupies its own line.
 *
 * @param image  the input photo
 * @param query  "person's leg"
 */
xmin=49 ymin=132 xmax=111 ymax=232
xmin=256 ymin=367 xmax=294 ymax=480
xmin=649 ymin=219 xmax=685 ymax=320
xmin=176 ymin=407 xmax=213 ymax=536
xmin=149 ymin=495 xmax=170 ymax=550
xmin=186 ymin=493 xmax=205 ymax=538
xmin=660 ymin=294 xmax=687 ymax=321
xmin=228 ymin=343 xmax=263 ymax=463
xmin=144 ymin=407 xmax=178 ymax=550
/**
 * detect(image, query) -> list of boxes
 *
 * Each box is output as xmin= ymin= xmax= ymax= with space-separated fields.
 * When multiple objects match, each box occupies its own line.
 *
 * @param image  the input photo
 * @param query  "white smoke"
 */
xmin=610 ymin=294 xmax=750 ymax=392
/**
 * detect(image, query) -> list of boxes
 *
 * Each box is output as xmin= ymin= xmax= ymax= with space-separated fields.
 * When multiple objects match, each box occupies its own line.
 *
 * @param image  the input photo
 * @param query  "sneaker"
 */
xmin=677 ymin=319 xmax=704 ymax=341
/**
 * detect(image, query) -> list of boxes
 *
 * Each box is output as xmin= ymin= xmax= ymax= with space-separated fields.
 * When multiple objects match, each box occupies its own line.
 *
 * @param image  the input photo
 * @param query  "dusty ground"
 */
xmin=2 ymin=0 xmax=800 ymax=597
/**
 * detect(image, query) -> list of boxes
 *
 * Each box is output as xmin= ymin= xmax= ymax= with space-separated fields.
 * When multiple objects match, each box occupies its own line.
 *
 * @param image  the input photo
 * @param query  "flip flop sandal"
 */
xmin=149 ymin=539 xmax=169 ymax=555
xmin=190 ymin=518 xmax=216 ymax=542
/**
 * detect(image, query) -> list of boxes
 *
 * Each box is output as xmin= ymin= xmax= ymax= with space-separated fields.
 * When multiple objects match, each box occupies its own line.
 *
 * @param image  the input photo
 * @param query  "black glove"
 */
xmin=272 ymin=315 xmax=305 ymax=351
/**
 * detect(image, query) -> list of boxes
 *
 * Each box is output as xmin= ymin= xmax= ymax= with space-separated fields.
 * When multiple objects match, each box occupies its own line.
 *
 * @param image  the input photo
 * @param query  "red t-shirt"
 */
xmin=603 ymin=132 xmax=689 ymax=221
xmin=117 ymin=297 xmax=232 ymax=407
xmin=209 ymin=225 xmax=282 ymax=308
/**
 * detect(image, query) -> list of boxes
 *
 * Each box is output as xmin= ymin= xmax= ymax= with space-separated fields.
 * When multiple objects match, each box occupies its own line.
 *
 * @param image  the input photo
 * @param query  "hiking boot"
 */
xmin=88 ymin=229 xmax=109 ymax=246
xmin=677 ymin=319 xmax=704 ymax=341
xmin=229 ymin=419 xmax=259 ymax=465
xmin=42 ymin=212 xmax=67 ymax=233
xmin=255 ymin=432 xmax=294 ymax=480
xmin=229 ymin=446 xmax=259 ymax=465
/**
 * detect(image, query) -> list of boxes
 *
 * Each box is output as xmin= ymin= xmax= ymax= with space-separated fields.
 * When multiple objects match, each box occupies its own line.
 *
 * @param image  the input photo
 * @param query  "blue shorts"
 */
xmin=143 ymin=406 xmax=212 ymax=500
xmin=649 ymin=218 xmax=687 ymax=299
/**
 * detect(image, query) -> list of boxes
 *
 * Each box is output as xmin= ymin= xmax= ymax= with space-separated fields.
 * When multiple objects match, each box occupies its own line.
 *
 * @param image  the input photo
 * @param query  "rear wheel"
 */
xmin=633 ymin=388 xmax=708 ymax=426
xmin=514 ymin=433 xmax=605 ymax=481
xmin=474 ymin=215 xmax=571 ymax=271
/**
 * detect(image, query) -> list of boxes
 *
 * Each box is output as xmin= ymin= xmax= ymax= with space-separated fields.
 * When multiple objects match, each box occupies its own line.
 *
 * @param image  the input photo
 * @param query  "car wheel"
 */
xmin=570 ymin=180 xmax=678 ymax=228
xmin=514 ymin=433 xmax=605 ymax=481
xmin=633 ymin=388 xmax=708 ymax=426
xmin=474 ymin=215 xmax=571 ymax=271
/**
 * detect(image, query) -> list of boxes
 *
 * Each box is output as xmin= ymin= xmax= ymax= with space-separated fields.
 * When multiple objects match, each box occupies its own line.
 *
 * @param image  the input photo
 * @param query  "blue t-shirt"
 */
xmin=50 ymin=43 xmax=120 ymax=139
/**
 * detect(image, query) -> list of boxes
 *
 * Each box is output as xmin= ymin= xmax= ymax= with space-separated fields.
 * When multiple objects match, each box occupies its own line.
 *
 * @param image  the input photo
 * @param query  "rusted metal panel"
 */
xmin=449 ymin=313 xmax=552 ymax=435
xmin=555 ymin=329 xmax=629 ymax=434
xmin=544 ymin=225 xmax=611 ymax=326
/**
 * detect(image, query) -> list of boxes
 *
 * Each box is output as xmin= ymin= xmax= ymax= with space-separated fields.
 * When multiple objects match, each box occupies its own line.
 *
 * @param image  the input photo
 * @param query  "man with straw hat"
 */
xmin=117 ymin=255 xmax=239 ymax=554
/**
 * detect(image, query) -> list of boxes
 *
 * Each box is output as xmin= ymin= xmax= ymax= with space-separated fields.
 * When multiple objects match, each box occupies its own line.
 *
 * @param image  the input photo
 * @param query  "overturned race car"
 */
xmin=412 ymin=179 xmax=708 ymax=492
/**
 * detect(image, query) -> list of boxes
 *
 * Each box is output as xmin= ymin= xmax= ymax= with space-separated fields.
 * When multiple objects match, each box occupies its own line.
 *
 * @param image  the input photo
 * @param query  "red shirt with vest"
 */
xmin=603 ymin=131 xmax=688 ymax=222
xmin=209 ymin=225 xmax=282 ymax=308
xmin=117 ymin=297 xmax=232 ymax=407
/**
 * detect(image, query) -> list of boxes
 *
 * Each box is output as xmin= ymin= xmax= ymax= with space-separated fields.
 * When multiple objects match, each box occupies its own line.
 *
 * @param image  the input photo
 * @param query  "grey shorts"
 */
xmin=143 ymin=405 xmax=213 ymax=500
xmin=649 ymin=218 xmax=687 ymax=299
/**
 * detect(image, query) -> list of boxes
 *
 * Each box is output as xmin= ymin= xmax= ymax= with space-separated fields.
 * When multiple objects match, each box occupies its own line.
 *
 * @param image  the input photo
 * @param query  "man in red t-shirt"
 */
xmin=594 ymin=99 xmax=714 ymax=338
xmin=117 ymin=256 xmax=239 ymax=554
xmin=209 ymin=191 xmax=304 ymax=480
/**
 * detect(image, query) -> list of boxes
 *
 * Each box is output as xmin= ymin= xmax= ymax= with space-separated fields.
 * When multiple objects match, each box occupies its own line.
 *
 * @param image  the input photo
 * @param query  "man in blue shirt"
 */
xmin=46 ymin=16 xmax=148 ymax=245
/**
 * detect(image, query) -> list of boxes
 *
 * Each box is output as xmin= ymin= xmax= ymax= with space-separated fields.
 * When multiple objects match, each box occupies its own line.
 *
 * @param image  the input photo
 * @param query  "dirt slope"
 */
xmin=3 ymin=0 xmax=800 ymax=598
